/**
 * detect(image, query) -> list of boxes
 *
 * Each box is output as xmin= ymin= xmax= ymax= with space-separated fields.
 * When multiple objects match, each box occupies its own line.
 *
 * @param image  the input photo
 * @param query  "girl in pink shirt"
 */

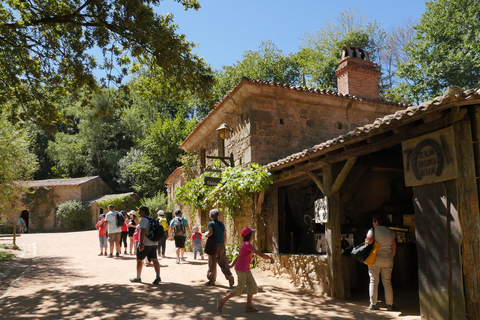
xmin=217 ymin=227 xmax=274 ymax=313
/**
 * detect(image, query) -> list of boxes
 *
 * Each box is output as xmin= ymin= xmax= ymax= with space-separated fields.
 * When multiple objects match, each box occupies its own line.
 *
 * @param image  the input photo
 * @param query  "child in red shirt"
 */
xmin=191 ymin=226 xmax=204 ymax=260
xmin=95 ymin=214 xmax=107 ymax=256
xmin=217 ymin=227 xmax=274 ymax=313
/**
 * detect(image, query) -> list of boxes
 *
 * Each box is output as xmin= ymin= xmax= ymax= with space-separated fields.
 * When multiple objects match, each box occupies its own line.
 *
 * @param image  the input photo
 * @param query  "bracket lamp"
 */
xmin=216 ymin=122 xmax=233 ymax=139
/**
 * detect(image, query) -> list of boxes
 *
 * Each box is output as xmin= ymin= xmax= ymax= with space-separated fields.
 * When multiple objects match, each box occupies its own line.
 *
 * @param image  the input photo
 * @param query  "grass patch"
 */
xmin=0 ymin=244 xmax=19 ymax=250
xmin=0 ymin=250 xmax=14 ymax=262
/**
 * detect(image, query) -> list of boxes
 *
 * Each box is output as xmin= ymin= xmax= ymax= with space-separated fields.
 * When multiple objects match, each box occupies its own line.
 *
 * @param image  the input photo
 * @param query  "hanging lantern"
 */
xmin=216 ymin=122 xmax=233 ymax=139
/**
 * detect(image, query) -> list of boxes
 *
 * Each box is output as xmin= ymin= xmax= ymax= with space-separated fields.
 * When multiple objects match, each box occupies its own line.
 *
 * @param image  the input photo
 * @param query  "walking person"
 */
xmin=95 ymin=214 xmax=108 ymax=256
xmin=191 ymin=226 xmax=204 ymax=260
xmin=127 ymin=210 xmax=138 ymax=255
xmin=120 ymin=211 xmax=129 ymax=254
xmin=104 ymin=204 xmax=122 ymax=258
xmin=20 ymin=210 xmax=29 ymax=233
xmin=366 ymin=215 xmax=397 ymax=311
xmin=156 ymin=210 xmax=168 ymax=258
xmin=129 ymin=206 xmax=161 ymax=284
xmin=206 ymin=209 xmax=234 ymax=287
xmin=216 ymin=227 xmax=275 ymax=313
xmin=168 ymin=209 xmax=190 ymax=264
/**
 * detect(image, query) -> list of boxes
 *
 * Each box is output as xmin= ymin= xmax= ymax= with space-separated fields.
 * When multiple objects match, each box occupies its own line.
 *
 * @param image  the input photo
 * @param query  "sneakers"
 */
xmin=124 ymin=251 xmax=127 ymax=254
xmin=387 ymin=304 xmax=396 ymax=311
xmin=181 ymin=257 xmax=186 ymax=261
xmin=104 ymin=252 xmax=107 ymax=256
xmin=176 ymin=258 xmax=180 ymax=264
xmin=152 ymin=277 xmax=161 ymax=284
xmin=228 ymin=276 xmax=235 ymax=288
xmin=129 ymin=277 xmax=141 ymax=283
xmin=98 ymin=253 xmax=103 ymax=256
xmin=369 ymin=304 xmax=380 ymax=310
xmin=107 ymin=253 xmax=113 ymax=258
xmin=116 ymin=252 xmax=120 ymax=257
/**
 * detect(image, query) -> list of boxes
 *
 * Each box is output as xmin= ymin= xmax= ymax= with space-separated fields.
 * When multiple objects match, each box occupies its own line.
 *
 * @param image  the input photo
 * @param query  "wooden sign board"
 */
xmin=402 ymin=126 xmax=457 ymax=187
xmin=204 ymin=177 xmax=221 ymax=186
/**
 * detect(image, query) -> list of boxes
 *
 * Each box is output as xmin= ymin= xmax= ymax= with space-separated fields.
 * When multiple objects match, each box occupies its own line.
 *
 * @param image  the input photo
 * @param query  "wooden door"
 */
xmin=413 ymin=180 xmax=466 ymax=320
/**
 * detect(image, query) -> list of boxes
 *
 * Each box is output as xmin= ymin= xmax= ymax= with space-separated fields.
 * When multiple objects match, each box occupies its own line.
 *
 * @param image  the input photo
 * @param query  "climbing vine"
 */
xmin=175 ymin=155 xmax=273 ymax=220
xmin=21 ymin=187 xmax=57 ymax=231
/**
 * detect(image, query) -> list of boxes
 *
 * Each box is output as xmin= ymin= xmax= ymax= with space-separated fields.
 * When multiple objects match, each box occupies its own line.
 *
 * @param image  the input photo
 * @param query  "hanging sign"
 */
xmin=402 ymin=126 xmax=457 ymax=187
xmin=314 ymin=196 xmax=329 ymax=224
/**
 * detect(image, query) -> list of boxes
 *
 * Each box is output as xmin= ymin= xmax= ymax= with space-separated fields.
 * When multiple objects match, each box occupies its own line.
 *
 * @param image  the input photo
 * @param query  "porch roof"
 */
xmin=265 ymin=87 xmax=480 ymax=171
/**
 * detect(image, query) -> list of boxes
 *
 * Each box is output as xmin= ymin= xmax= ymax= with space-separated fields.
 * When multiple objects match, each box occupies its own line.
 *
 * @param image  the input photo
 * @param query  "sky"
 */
xmin=156 ymin=0 xmax=427 ymax=71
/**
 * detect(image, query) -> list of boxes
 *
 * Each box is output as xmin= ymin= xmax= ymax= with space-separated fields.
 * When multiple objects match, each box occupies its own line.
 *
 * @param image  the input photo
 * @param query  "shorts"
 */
xmin=128 ymin=227 xmax=135 ymax=237
xmin=108 ymin=232 xmax=121 ymax=243
xmin=99 ymin=236 xmax=108 ymax=248
xmin=136 ymin=245 xmax=158 ymax=261
xmin=232 ymin=269 xmax=258 ymax=296
xmin=174 ymin=236 xmax=186 ymax=248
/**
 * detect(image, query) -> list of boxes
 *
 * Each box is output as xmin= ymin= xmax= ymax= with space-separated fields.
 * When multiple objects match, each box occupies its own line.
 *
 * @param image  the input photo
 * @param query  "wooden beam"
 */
xmin=305 ymin=171 xmax=324 ymax=193
xmin=323 ymin=163 xmax=346 ymax=299
xmin=272 ymin=160 xmax=325 ymax=184
xmin=455 ymin=118 xmax=480 ymax=318
xmin=332 ymin=157 xmax=357 ymax=194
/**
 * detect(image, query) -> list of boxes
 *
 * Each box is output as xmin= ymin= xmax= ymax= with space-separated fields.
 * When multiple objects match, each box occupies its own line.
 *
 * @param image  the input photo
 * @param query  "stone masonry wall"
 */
xmin=258 ymin=253 xmax=330 ymax=294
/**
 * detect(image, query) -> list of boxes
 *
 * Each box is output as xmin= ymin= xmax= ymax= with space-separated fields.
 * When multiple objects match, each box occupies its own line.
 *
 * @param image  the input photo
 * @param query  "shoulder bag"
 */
xmin=204 ymin=222 xmax=217 ymax=256
xmin=351 ymin=228 xmax=381 ymax=266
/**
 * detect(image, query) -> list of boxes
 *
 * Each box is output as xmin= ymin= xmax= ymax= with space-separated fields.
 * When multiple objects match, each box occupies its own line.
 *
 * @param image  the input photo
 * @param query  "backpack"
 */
xmin=116 ymin=212 xmax=125 ymax=228
xmin=173 ymin=217 xmax=186 ymax=236
xmin=146 ymin=217 xmax=164 ymax=242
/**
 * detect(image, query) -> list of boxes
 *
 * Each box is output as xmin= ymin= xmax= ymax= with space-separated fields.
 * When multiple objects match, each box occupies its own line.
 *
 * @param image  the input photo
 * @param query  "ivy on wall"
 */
xmin=96 ymin=194 xmax=139 ymax=212
xmin=175 ymin=154 xmax=273 ymax=220
xmin=21 ymin=187 xmax=57 ymax=231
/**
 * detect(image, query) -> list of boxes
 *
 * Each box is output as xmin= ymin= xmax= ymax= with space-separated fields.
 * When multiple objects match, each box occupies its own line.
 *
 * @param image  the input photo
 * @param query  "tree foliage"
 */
xmin=295 ymin=8 xmax=386 ymax=90
xmin=0 ymin=0 xmax=213 ymax=130
xmin=395 ymin=0 xmax=480 ymax=103
xmin=0 ymin=116 xmax=38 ymax=219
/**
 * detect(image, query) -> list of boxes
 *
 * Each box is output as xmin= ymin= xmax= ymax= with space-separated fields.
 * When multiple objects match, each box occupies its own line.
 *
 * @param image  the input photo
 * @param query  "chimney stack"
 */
xmin=335 ymin=46 xmax=380 ymax=99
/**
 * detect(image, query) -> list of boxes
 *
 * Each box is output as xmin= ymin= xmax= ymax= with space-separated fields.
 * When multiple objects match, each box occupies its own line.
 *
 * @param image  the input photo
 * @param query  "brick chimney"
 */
xmin=335 ymin=46 xmax=380 ymax=99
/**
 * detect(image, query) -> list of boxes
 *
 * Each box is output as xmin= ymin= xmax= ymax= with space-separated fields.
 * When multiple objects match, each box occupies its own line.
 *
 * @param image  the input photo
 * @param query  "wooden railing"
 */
xmin=0 ymin=222 xmax=20 ymax=246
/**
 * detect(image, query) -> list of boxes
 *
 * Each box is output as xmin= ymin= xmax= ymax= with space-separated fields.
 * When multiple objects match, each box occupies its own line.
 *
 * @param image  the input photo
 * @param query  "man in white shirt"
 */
xmin=130 ymin=206 xmax=161 ymax=284
xmin=104 ymin=204 xmax=122 ymax=258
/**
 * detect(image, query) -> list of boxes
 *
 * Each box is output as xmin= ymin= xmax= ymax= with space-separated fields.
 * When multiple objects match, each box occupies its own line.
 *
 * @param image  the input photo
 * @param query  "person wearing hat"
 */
xmin=191 ymin=226 xmax=204 ymax=260
xmin=156 ymin=210 xmax=168 ymax=258
xmin=127 ymin=210 xmax=139 ymax=255
xmin=216 ymin=227 xmax=274 ymax=314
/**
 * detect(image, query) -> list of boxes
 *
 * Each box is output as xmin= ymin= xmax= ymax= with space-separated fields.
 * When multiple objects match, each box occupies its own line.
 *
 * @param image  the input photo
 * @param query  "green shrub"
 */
xmin=56 ymin=200 xmax=91 ymax=230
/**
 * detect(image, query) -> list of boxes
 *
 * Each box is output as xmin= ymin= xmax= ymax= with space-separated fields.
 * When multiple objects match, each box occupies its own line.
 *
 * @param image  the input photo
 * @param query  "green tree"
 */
xmin=213 ymin=40 xmax=301 ymax=101
xmin=294 ymin=8 xmax=386 ymax=90
xmin=0 ymin=0 xmax=213 ymax=131
xmin=0 ymin=116 xmax=38 ymax=220
xmin=125 ymin=113 xmax=198 ymax=196
xmin=395 ymin=0 xmax=480 ymax=103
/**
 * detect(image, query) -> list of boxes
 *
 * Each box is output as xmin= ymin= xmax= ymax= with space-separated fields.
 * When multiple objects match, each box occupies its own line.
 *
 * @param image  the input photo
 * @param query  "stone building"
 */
xmin=170 ymin=47 xmax=405 ymax=243
xmin=13 ymin=176 xmax=114 ymax=231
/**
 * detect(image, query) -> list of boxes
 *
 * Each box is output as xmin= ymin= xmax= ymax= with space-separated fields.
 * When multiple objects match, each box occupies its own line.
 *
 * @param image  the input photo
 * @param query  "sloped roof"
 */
xmin=89 ymin=192 xmax=137 ymax=203
xmin=23 ymin=176 xmax=101 ymax=188
xmin=265 ymin=87 xmax=480 ymax=170
xmin=180 ymin=78 xmax=410 ymax=149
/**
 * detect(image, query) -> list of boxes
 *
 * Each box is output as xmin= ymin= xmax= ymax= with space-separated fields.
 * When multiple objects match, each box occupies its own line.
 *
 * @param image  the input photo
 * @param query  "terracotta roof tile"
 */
xmin=21 ymin=176 xmax=100 ymax=187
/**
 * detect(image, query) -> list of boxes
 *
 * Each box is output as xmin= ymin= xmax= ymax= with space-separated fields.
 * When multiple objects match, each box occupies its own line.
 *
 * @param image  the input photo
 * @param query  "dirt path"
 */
xmin=0 ymin=231 xmax=420 ymax=319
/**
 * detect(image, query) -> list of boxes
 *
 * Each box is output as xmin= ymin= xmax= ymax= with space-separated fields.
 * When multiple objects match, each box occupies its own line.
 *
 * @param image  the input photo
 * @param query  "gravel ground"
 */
xmin=0 ymin=230 xmax=420 ymax=319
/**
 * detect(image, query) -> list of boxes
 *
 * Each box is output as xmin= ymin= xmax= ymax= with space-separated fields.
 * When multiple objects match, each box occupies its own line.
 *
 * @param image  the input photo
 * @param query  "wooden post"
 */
xmin=323 ymin=163 xmax=346 ymax=298
xmin=454 ymin=119 xmax=480 ymax=319
xmin=13 ymin=221 xmax=17 ymax=246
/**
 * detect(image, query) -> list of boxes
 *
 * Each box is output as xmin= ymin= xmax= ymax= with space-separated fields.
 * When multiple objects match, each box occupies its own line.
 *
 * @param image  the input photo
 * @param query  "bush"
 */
xmin=56 ymin=200 xmax=91 ymax=230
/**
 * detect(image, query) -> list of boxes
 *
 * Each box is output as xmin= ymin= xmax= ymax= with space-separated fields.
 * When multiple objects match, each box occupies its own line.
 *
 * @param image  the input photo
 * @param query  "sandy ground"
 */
xmin=0 ymin=231 xmax=421 ymax=319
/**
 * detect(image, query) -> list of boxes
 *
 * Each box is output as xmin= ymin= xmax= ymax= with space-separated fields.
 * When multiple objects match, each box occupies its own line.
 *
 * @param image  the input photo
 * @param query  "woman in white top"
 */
xmin=365 ymin=215 xmax=397 ymax=311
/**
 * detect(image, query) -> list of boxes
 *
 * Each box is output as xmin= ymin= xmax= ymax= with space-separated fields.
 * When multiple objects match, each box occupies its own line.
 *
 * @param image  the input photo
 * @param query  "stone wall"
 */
xmin=258 ymin=253 xmax=330 ymax=294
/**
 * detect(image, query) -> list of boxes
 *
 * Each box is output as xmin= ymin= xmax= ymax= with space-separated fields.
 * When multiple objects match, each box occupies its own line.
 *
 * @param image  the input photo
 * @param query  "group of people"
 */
xmin=95 ymin=205 xmax=275 ymax=313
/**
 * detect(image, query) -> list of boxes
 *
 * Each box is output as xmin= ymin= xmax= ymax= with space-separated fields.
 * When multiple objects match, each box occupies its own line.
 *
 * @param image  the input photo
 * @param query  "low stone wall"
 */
xmin=258 ymin=253 xmax=330 ymax=294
